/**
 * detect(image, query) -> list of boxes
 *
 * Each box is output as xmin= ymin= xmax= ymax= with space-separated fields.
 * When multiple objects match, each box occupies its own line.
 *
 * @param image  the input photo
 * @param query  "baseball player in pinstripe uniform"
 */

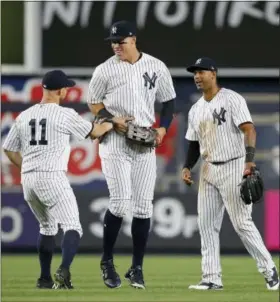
xmin=3 ymin=70 xmax=114 ymax=290
xmin=87 ymin=20 xmax=176 ymax=289
xmin=182 ymin=58 xmax=279 ymax=290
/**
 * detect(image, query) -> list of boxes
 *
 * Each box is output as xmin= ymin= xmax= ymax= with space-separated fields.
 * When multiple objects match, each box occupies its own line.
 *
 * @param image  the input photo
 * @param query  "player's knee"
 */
xmin=197 ymin=216 xmax=216 ymax=233
xmin=108 ymin=198 xmax=130 ymax=218
xmin=231 ymin=218 xmax=253 ymax=235
xmin=132 ymin=201 xmax=153 ymax=219
xmin=61 ymin=223 xmax=83 ymax=238
xmin=39 ymin=224 xmax=58 ymax=236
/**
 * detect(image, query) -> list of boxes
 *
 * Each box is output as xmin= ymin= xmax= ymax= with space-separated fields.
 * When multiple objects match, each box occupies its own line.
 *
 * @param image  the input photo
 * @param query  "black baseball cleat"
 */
xmin=125 ymin=266 xmax=145 ymax=289
xmin=265 ymin=267 xmax=279 ymax=290
xmin=100 ymin=259 xmax=121 ymax=289
xmin=36 ymin=277 xmax=56 ymax=289
xmin=188 ymin=281 xmax=223 ymax=290
xmin=54 ymin=266 xmax=74 ymax=289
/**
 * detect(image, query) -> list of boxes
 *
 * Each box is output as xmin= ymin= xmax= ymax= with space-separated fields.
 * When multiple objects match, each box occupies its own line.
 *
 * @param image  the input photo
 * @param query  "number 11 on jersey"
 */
xmin=29 ymin=118 xmax=48 ymax=145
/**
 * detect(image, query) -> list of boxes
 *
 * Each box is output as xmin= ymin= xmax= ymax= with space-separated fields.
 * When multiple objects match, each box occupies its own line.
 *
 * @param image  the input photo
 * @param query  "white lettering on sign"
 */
xmin=88 ymin=197 xmax=198 ymax=239
xmin=1 ymin=207 xmax=23 ymax=243
xmin=43 ymin=1 xmax=279 ymax=29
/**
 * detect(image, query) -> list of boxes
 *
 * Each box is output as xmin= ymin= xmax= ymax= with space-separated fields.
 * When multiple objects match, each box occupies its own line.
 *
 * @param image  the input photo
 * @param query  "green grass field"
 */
xmin=1 ymin=255 xmax=279 ymax=302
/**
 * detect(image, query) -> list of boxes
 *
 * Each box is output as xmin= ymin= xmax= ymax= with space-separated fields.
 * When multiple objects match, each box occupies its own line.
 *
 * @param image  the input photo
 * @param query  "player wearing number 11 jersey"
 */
xmin=3 ymin=70 xmax=114 ymax=289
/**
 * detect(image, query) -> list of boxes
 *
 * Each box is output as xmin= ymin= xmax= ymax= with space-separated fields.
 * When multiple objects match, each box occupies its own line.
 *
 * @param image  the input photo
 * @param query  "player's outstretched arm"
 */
xmin=3 ymin=150 xmax=22 ymax=169
xmin=88 ymin=102 xmax=134 ymax=134
xmin=89 ymin=122 xmax=113 ymax=139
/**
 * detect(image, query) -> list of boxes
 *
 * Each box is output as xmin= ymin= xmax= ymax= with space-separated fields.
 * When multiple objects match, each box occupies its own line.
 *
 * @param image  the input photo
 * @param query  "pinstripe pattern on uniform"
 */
xmin=186 ymin=88 xmax=253 ymax=162
xmin=3 ymin=103 xmax=92 ymax=173
xmin=87 ymin=52 xmax=175 ymax=218
xmin=21 ymin=171 xmax=83 ymax=237
xmin=2 ymin=123 xmax=21 ymax=151
xmin=198 ymin=157 xmax=275 ymax=284
xmin=101 ymin=143 xmax=156 ymax=219
xmin=130 ymin=147 xmax=156 ymax=218
xmin=198 ymin=179 xmax=224 ymax=286
xmin=87 ymin=53 xmax=176 ymax=127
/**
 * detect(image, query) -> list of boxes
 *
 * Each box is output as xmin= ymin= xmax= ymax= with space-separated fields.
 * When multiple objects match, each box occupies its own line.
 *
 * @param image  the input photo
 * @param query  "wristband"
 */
xmin=245 ymin=146 xmax=255 ymax=162
xmin=98 ymin=108 xmax=114 ymax=118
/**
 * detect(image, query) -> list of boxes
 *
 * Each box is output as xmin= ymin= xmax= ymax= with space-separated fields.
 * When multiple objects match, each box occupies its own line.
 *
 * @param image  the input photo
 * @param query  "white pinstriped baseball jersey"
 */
xmin=87 ymin=52 xmax=176 ymax=218
xmin=186 ymin=88 xmax=253 ymax=162
xmin=87 ymin=53 xmax=176 ymax=126
xmin=3 ymin=103 xmax=92 ymax=173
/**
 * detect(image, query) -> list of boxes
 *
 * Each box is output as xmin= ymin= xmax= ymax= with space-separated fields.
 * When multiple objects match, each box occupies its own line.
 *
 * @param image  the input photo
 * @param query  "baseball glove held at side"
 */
xmin=240 ymin=167 xmax=264 ymax=205
xmin=126 ymin=123 xmax=158 ymax=148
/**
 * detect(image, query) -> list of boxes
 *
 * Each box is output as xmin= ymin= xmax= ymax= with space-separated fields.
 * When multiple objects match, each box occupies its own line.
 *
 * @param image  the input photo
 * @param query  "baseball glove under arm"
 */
xmin=125 ymin=123 xmax=158 ymax=148
xmin=240 ymin=167 xmax=264 ymax=205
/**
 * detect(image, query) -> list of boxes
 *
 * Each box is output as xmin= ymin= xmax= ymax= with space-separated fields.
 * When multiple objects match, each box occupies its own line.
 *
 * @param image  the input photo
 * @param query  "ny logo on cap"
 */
xmin=196 ymin=58 xmax=202 ymax=64
xmin=111 ymin=26 xmax=117 ymax=34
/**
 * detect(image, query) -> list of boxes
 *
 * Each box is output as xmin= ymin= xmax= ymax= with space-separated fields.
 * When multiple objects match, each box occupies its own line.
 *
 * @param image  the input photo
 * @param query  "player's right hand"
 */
xmin=182 ymin=168 xmax=194 ymax=186
xmin=112 ymin=116 xmax=134 ymax=134
xmin=91 ymin=122 xmax=113 ymax=139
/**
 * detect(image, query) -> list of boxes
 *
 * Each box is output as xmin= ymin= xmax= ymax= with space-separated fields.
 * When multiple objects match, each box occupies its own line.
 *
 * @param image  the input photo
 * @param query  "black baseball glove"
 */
xmin=240 ymin=167 xmax=264 ymax=205
xmin=93 ymin=116 xmax=115 ymax=143
xmin=125 ymin=122 xmax=158 ymax=148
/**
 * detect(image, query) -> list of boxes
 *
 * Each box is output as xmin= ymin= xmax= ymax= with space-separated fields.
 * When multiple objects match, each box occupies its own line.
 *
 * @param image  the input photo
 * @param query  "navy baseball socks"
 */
xmin=37 ymin=234 xmax=55 ymax=288
xmin=131 ymin=217 xmax=150 ymax=268
xmin=101 ymin=210 xmax=123 ymax=261
xmin=37 ymin=234 xmax=55 ymax=280
xmin=61 ymin=230 xmax=80 ymax=270
xmin=125 ymin=217 xmax=150 ymax=289
xmin=53 ymin=230 xmax=80 ymax=289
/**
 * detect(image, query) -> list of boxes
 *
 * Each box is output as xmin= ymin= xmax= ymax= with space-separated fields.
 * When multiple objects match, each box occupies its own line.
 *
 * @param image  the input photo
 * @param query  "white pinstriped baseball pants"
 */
xmin=21 ymin=171 xmax=83 ymax=237
xmin=100 ymin=144 xmax=156 ymax=219
xmin=198 ymin=157 xmax=275 ymax=285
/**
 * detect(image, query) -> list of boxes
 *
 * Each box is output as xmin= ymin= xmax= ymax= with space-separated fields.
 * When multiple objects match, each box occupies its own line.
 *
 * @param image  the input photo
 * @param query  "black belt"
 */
xmin=211 ymin=157 xmax=239 ymax=165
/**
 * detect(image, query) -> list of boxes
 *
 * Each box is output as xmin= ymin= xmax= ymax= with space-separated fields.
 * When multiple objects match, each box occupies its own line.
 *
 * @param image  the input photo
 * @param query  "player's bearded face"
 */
xmin=111 ymin=37 xmax=135 ymax=60
xmin=194 ymin=70 xmax=215 ymax=90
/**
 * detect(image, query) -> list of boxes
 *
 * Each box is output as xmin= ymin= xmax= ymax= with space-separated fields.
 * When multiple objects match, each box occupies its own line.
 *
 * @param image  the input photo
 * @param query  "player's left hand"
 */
xmin=155 ymin=127 xmax=166 ymax=146
xmin=112 ymin=116 xmax=134 ymax=134
xmin=243 ymin=162 xmax=256 ymax=176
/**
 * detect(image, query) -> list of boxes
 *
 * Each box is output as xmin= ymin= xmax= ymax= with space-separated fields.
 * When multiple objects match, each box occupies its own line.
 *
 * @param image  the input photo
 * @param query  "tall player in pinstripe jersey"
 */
xmin=182 ymin=58 xmax=279 ymax=290
xmin=3 ymin=70 xmax=114 ymax=289
xmin=87 ymin=21 xmax=176 ymax=289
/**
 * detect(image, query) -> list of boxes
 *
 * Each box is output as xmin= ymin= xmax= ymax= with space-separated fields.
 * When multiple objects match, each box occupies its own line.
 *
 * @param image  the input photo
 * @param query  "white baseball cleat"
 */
xmin=188 ymin=281 xmax=223 ymax=290
xmin=265 ymin=267 xmax=279 ymax=291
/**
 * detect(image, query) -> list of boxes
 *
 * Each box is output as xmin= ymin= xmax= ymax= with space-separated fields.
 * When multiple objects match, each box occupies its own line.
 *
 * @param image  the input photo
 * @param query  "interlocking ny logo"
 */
xmin=111 ymin=26 xmax=117 ymax=34
xmin=213 ymin=107 xmax=227 ymax=125
xmin=143 ymin=72 xmax=157 ymax=89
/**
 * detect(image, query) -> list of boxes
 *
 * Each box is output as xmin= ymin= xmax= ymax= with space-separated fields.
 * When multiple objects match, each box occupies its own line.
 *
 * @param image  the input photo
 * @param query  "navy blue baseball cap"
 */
xmin=105 ymin=20 xmax=137 ymax=41
xmin=42 ymin=70 xmax=75 ymax=90
xmin=186 ymin=57 xmax=218 ymax=73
